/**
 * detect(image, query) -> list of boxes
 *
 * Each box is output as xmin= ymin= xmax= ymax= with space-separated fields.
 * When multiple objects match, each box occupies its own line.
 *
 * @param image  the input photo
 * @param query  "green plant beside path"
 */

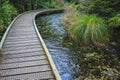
xmin=62 ymin=7 xmax=109 ymax=46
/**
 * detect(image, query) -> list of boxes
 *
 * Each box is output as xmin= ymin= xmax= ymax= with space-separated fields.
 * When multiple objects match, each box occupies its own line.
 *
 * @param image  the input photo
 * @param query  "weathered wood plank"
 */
xmin=3 ymin=48 xmax=43 ymax=55
xmin=6 ymin=36 xmax=37 ymax=40
xmin=8 ymin=34 xmax=36 ymax=38
xmin=3 ymin=45 xmax=41 ymax=51
xmin=4 ymin=46 xmax=41 ymax=52
xmin=0 ymin=60 xmax=49 ymax=69
xmin=4 ymin=52 xmax=44 ymax=59
xmin=7 ymin=34 xmax=37 ymax=38
xmin=0 ymin=65 xmax=51 ymax=76
xmin=4 ymin=39 xmax=39 ymax=45
xmin=1 ymin=71 xmax=54 ymax=80
xmin=4 ymin=42 xmax=40 ymax=48
xmin=8 ymin=31 xmax=36 ymax=35
xmin=10 ymin=28 xmax=34 ymax=30
xmin=5 ymin=37 xmax=37 ymax=42
xmin=2 ymin=55 xmax=46 ymax=63
xmin=5 ymin=38 xmax=37 ymax=43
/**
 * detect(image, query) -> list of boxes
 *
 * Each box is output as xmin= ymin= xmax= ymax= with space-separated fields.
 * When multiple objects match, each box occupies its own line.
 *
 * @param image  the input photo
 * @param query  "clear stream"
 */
xmin=36 ymin=13 xmax=120 ymax=80
xmin=36 ymin=13 xmax=81 ymax=80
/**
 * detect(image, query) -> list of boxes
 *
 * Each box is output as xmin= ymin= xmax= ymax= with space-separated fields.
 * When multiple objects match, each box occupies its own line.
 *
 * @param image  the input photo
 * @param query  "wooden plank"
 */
xmin=8 ymin=30 xmax=35 ymax=33
xmin=3 ymin=44 xmax=41 ymax=51
xmin=4 ymin=52 xmax=44 ymax=59
xmin=6 ymin=36 xmax=37 ymax=40
xmin=8 ymin=31 xmax=36 ymax=34
xmin=3 ymin=49 xmax=43 ymax=55
xmin=0 ymin=65 xmax=51 ymax=76
xmin=10 ymin=28 xmax=34 ymax=30
xmin=5 ymin=37 xmax=37 ymax=42
xmin=7 ymin=34 xmax=36 ymax=38
xmin=0 ymin=60 xmax=49 ymax=69
xmin=11 ymin=28 xmax=34 ymax=30
xmin=2 ymin=55 xmax=46 ymax=63
xmin=8 ymin=32 xmax=36 ymax=36
xmin=4 ymin=42 xmax=40 ymax=48
xmin=8 ymin=34 xmax=36 ymax=37
xmin=5 ymin=38 xmax=37 ymax=42
xmin=4 ymin=39 xmax=39 ymax=45
xmin=3 ymin=48 xmax=43 ymax=54
xmin=9 ymin=30 xmax=36 ymax=33
xmin=0 ymin=71 xmax=54 ymax=80
xmin=11 ymin=24 xmax=33 ymax=27
xmin=10 ymin=29 xmax=35 ymax=32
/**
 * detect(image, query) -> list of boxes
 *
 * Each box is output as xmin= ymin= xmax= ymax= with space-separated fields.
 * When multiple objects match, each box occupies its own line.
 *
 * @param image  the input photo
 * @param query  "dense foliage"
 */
xmin=0 ymin=0 xmax=17 ymax=39
xmin=9 ymin=0 xmax=61 ymax=13
xmin=108 ymin=14 xmax=120 ymax=28
xmin=86 ymin=0 xmax=120 ymax=18
xmin=68 ymin=0 xmax=120 ymax=18
xmin=0 ymin=0 xmax=61 ymax=40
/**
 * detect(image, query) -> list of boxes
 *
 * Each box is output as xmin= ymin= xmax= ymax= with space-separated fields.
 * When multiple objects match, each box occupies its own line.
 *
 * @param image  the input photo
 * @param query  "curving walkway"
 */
xmin=0 ymin=10 xmax=61 ymax=80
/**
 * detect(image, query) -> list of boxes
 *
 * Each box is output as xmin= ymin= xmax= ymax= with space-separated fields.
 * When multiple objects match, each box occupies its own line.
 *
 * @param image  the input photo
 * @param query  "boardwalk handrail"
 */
xmin=33 ymin=9 xmax=63 ymax=80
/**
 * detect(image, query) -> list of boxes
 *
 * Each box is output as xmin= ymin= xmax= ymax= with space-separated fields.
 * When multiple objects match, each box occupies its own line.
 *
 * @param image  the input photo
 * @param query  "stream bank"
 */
xmin=36 ymin=13 xmax=120 ymax=80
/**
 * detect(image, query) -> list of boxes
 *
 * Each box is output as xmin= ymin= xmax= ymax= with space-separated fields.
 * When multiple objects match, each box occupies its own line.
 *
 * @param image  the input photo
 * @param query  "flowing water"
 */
xmin=36 ymin=13 xmax=120 ymax=80
xmin=36 ymin=13 xmax=82 ymax=80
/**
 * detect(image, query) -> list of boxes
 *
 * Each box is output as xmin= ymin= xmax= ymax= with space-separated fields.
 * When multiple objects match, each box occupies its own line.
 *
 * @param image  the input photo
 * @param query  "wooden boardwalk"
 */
xmin=0 ymin=10 xmax=61 ymax=80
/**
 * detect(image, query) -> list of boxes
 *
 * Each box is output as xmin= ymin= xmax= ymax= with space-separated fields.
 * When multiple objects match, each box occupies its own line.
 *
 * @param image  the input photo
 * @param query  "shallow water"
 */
xmin=36 ymin=13 xmax=120 ymax=80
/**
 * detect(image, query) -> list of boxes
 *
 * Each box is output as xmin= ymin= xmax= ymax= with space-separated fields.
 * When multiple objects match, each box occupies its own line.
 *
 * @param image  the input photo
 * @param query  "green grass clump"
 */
xmin=63 ymin=10 xmax=109 ymax=46
xmin=108 ymin=14 xmax=120 ymax=28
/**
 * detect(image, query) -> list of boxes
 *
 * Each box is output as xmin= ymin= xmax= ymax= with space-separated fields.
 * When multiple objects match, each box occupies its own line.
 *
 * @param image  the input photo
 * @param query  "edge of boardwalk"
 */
xmin=33 ymin=9 xmax=63 ymax=80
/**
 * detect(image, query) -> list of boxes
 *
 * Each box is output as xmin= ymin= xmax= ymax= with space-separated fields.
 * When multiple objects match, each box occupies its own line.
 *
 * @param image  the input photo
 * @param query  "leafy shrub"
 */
xmin=40 ymin=1 xmax=60 ymax=9
xmin=86 ymin=0 xmax=120 ymax=18
xmin=1 ymin=1 xmax=17 ymax=23
xmin=66 ymin=0 xmax=120 ymax=18
xmin=108 ymin=14 xmax=120 ymax=28
xmin=0 ymin=0 xmax=17 ymax=40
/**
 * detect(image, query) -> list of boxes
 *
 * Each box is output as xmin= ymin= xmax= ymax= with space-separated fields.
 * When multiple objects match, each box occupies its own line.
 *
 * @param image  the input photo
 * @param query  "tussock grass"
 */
xmin=62 ymin=6 xmax=109 ymax=46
